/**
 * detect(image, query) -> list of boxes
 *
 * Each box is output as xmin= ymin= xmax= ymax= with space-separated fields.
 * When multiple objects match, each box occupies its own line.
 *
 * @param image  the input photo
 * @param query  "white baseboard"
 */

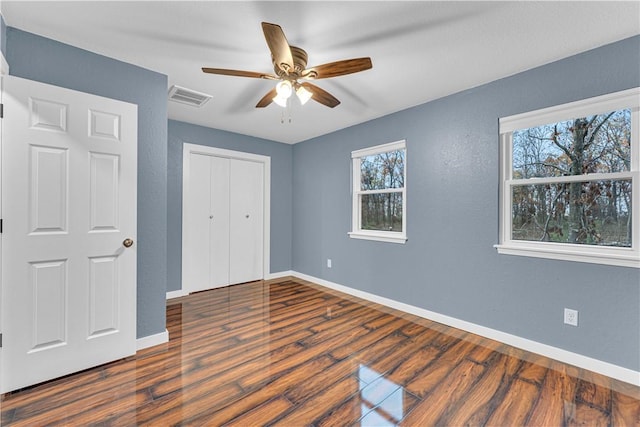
xmin=264 ymin=270 xmax=294 ymax=280
xmin=291 ymin=271 xmax=640 ymax=387
xmin=167 ymin=271 xmax=293 ymax=300
xmin=136 ymin=329 xmax=169 ymax=351
xmin=166 ymin=289 xmax=189 ymax=300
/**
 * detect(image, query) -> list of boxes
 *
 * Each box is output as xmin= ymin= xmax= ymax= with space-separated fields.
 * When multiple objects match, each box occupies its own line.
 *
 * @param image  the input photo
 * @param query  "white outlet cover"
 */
xmin=564 ymin=308 xmax=579 ymax=326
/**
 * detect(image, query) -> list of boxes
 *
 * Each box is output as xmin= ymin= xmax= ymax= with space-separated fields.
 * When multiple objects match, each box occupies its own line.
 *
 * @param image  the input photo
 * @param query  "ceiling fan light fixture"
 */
xmin=272 ymin=94 xmax=289 ymax=108
xmin=275 ymin=80 xmax=293 ymax=99
xmin=296 ymin=85 xmax=312 ymax=105
xmin=203 ymin=22 xmax=371 ymax=109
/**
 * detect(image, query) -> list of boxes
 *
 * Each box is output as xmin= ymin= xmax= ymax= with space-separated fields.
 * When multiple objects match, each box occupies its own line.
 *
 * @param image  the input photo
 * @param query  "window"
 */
xmin=496 ymin=88 xmax=639 ymax=267
xmin=350 ymin=140 xmax=407 ymax=244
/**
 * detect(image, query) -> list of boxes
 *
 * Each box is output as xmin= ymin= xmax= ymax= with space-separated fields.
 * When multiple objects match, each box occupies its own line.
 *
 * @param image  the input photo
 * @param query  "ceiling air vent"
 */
xmin=168 ymin=85 xmax=212 ymax=107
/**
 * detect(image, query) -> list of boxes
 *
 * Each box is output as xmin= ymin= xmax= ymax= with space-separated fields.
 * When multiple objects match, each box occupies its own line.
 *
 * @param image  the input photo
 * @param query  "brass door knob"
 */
xmin=123 ymin=238 xmax=134 ymax=248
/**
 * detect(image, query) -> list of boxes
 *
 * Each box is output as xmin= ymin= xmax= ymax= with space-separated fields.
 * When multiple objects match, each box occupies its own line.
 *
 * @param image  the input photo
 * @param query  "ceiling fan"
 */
xmin=202 ymin=22 xmax=372 ymax=109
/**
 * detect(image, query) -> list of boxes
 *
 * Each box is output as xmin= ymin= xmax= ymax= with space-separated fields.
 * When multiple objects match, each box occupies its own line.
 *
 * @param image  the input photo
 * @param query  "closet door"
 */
xmin=209 ymin=156 xmax=231 ymax=288
xmin=184 ymin=153 xmax=214 ymax=293
xmin=184 ymin=154 xmax=230 ymax=292
xmin=229 ymin=159 xmax=264 ymax=284
xmin=183 ymin=150 xmax=266 ymax=293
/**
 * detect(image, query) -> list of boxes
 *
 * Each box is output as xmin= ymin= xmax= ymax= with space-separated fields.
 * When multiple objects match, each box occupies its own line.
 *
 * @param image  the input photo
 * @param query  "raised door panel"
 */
xmin=29 ymin=145 xmax=68 ymax=234
xmin=89 ymin=153 xmax=120 ymax=232
xmin=88 ymin=256 xmax=119 ymax=338
xmin=29 ymin=260 xmax=68 ymax=352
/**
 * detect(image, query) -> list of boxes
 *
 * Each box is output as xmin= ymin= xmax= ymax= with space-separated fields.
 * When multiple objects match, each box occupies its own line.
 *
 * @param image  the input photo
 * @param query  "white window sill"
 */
xmin=349 ymin=231 xmax=407 ymax=244
xmin=494 ymin=243 xmax=639 ymax=268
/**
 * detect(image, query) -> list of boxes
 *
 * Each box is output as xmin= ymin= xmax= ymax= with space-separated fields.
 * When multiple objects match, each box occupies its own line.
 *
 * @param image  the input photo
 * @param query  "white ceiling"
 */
xmin=2 ymin=1 xmax=639 ymax=144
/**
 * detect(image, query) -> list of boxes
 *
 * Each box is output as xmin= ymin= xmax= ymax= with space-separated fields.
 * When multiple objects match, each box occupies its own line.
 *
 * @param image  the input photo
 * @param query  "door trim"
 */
xmin=181 ymin=143 xmax=271 ymax=293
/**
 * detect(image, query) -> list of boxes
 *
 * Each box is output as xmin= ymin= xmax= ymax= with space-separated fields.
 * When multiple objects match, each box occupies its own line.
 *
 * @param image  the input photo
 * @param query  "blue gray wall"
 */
xmin=167 ymin=120 xmax=293 ymax=292
xmin=6 ymin=28 xmax=169 ymax=339
xmin=5 ymin=21 xmax=638 ymax=372
xmin=292 ymin=35 xmax=640 ymax=371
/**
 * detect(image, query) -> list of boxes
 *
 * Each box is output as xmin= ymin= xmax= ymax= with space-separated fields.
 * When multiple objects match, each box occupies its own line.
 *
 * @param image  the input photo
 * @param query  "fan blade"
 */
xmin=303 ymin=57 xmax=372 ymax=80
xmin=300 ymin=82 xmax=340 ymax=108
xmin=256 ymin=88 xmax=278 ymax=108
xmin=202 ymin=68 xmax=277 ymax=79
xmin=262 ymin=22 xmax=294 ymax=74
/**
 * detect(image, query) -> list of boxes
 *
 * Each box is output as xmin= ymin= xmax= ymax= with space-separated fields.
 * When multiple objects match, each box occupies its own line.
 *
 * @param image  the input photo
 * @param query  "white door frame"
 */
xmin=181 ymin=143 xmax=271 ymax=293
xmin=0 ymin=56 xmax=7 ymax=363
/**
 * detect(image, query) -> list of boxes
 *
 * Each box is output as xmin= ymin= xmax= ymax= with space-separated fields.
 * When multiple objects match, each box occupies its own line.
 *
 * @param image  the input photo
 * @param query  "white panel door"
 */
xmin=229 ymin=159 xmax=264 ymax=284
xmin=1 ymin=76 xmax=137 ymax=393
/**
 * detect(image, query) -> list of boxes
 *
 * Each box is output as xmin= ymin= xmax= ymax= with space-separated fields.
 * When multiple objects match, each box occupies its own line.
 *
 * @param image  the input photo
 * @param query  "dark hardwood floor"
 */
xmin=2 ymin=278 xmax=639 ymax=426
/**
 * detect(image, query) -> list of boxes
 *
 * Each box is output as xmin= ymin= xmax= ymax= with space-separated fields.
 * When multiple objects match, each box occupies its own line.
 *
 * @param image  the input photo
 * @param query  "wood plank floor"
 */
xmin=2 ymin=278 xmax=639 ymax=426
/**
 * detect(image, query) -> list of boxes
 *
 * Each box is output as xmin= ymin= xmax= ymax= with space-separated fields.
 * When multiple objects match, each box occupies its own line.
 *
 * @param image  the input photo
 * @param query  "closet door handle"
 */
xmin=245 ymin=214 xmax=250 ymax=219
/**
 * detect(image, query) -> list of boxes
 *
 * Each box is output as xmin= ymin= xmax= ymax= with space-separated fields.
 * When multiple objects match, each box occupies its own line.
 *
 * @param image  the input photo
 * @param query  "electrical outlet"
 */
xmin=327 ymin=259 xmax=332 ymax=268
xmin=564 ymin=308 xmax=578 ymax=326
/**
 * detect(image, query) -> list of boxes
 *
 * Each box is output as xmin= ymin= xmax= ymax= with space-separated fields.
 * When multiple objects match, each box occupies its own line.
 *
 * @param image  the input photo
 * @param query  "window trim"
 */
xmin=495 ymin=87 xmax=640 ymax=268
xmin=349 ymin=140 xmax=407 ymax=244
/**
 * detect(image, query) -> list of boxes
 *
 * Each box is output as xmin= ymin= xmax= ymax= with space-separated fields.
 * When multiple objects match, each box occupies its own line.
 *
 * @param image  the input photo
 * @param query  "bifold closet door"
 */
xmin=185 ymin=154 xmax=230 ymax=292
xmin=184 ymin=153 xmax=263 ymax=293
xmin=229 ymin=159 xmax=264 ymax=284
xmin=209 ymin=156 xmax=232 ymax=287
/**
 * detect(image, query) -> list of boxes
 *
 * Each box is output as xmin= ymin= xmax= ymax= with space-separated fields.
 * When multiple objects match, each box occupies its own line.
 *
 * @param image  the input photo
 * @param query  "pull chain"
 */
xmin=280 ymin=98 xmax=293 ymax=124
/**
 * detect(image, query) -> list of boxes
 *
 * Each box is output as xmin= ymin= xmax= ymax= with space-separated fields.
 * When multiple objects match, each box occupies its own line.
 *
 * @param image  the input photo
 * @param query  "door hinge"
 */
xmin=0 ymin=103 xmax=4 ymax=118
xmin=0 ymin=334 xmax=3 ymax=348
xmin=0 ymin=218 xmax=3 ymax=233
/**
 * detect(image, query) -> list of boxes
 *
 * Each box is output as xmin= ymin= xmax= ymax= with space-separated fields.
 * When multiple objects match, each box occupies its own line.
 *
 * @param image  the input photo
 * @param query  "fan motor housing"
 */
xmin=274 ymin=46 xmax=315 ymax=79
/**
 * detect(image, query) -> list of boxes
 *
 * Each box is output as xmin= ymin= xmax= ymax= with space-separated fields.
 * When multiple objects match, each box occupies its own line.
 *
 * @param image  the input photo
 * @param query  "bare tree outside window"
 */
xmin=511 ymin=109 xmax=632 ymax=247
xmin=360 ymin=150 xmax=405 ymax=231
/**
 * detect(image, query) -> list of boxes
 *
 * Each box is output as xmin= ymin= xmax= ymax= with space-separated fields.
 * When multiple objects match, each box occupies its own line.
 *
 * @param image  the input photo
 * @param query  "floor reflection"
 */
xmin=358 ymin=364 xmax=405 ymax=426
xmin=2 ymin=280 xmax=638 ymax=426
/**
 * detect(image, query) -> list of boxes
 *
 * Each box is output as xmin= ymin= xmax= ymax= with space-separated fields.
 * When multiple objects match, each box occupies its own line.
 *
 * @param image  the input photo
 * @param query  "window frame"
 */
xmin=495 ymin=88 xmax=640 ymax=268
xmin=349 ymin=140 xmax=407 ymax=244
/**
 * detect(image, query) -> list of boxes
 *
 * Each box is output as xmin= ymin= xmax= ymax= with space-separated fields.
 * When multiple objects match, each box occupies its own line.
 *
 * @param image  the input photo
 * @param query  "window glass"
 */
xmin=360 ymin=193 xmax=403 ymax=232
xmin=511 ymin=179 xmax=632 ymax=246
xmin=512 ymin=109 xmax=631 ymax=179
xmin=360 ymin=150 xmax=405 ymax=190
